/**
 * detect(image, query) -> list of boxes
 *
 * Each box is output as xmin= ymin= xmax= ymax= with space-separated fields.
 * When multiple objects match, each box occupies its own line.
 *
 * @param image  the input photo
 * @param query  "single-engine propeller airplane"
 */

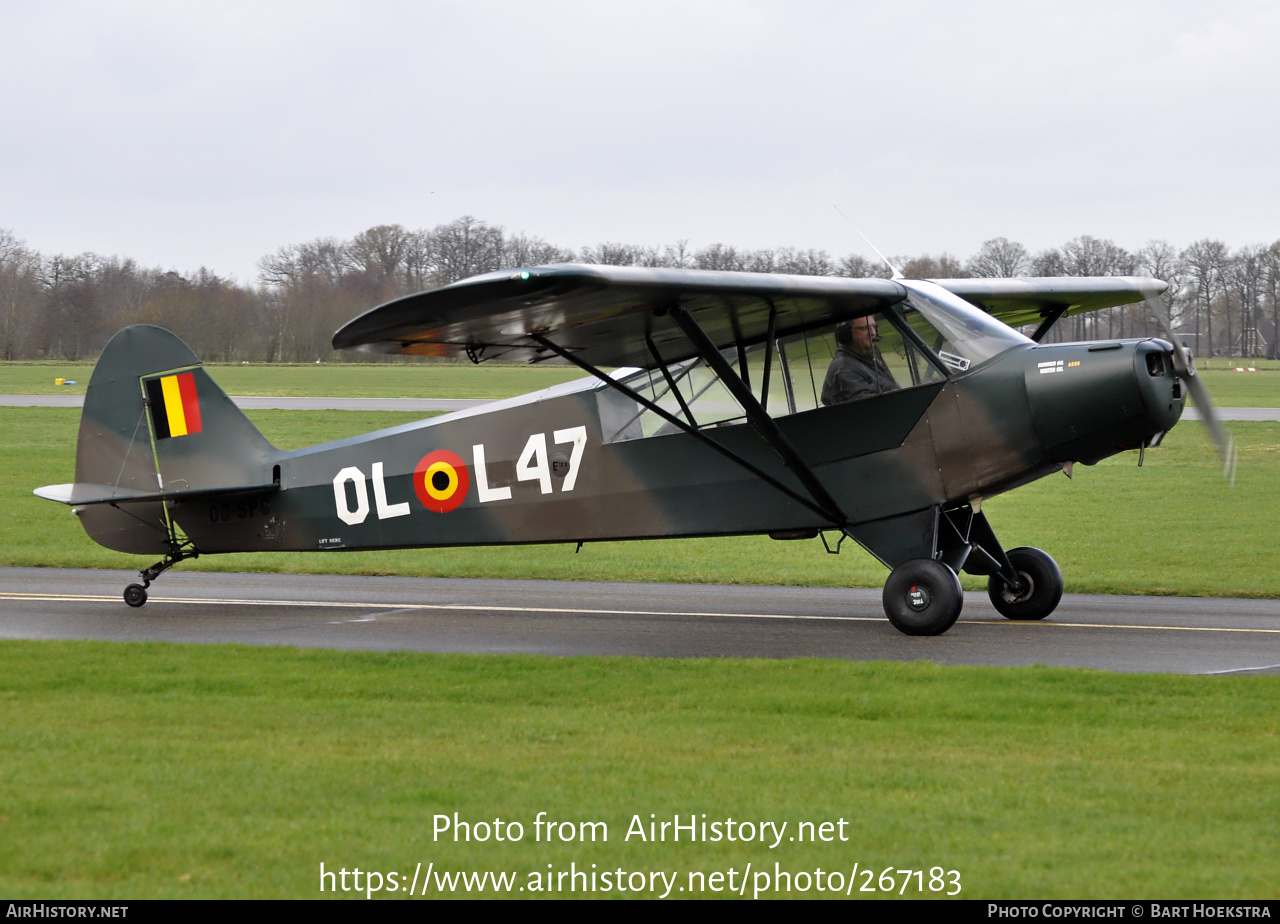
xmin=35 ymin=264 xmax=1231 ymax=635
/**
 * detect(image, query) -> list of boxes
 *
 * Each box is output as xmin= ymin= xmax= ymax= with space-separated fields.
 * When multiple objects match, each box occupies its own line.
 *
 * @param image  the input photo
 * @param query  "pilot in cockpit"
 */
xmin=820 ymin=314 xmax=900 ymax=405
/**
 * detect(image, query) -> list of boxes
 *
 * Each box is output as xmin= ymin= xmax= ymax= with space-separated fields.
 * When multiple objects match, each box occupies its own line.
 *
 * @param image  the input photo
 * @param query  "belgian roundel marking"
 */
xmin=413 ymin=450 xmax=470 ymax=513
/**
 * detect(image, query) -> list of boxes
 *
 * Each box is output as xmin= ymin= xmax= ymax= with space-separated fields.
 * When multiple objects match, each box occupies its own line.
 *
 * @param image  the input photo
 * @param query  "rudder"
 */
xmin=71 ymin=325 xmax=277 ymax=553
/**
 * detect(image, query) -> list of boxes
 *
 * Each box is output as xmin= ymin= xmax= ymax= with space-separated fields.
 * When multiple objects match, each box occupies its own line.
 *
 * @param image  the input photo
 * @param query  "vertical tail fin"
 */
xmin=60 ymin=325 xmax=277 ymax=553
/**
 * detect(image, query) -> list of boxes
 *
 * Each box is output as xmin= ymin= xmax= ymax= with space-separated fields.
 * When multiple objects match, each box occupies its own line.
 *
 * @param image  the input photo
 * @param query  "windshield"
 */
xmin=898 ymin=279 xmax=1031 ymax=371
xmin=598 ymin=311 xmax=953 ymax=442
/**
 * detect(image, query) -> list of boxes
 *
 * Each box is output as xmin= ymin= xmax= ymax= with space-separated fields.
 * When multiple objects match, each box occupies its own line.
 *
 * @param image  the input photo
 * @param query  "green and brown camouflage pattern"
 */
xmin=38 ymin=293 xmax=1185 ymax=575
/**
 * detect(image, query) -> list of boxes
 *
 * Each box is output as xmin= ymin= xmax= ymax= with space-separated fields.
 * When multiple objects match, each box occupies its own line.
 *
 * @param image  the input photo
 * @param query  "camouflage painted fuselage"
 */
xmin=71 ymin=328 xmax=1182 ymax=568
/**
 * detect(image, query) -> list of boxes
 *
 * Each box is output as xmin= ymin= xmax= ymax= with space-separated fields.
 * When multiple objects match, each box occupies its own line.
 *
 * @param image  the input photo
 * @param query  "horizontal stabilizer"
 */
xmin=35 ymin=482 xmax=278 ymax=506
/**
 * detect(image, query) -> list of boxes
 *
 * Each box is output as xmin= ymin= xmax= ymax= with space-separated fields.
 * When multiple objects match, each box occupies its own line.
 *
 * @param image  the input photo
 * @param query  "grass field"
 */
xmin=4 ymin=359 xmax=1280 ymax=406
xmin=1191 ymin=367 xmax=1280 ymax=407
xmin=1 ymin=642 xmax=1277 ymax=899
xmin=5 ymin=407 xmax=1277 ymax=597
xmin=4 ymin=365 xmax=1280 ymax=901
xmin=0 ymin=360 xmax=584 ymax=399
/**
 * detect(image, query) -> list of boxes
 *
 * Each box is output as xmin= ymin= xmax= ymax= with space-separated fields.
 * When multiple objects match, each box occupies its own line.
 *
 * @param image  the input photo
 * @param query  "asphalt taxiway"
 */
xmin=1 ymin=568 xmax=1277 ymax=675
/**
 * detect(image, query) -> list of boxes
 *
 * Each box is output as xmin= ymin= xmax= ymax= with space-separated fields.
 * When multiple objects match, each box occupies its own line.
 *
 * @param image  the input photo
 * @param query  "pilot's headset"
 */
xmin=835 ymin=316 xmax=882 ymax=348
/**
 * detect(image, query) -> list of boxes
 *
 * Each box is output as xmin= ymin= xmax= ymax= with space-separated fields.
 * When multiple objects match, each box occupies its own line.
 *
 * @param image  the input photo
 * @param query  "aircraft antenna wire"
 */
xmin=834 ymin=205 xmax=903 ymax=280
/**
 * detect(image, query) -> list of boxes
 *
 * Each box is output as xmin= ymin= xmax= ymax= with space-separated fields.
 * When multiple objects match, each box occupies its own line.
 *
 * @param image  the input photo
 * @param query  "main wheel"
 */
xmin=882 ymin=559 xmax=964 ymax=636
xmin=987 ymin=547 xmax=1063 ymax=621
xmin=123 ymin=583 xmax=148 ymax=608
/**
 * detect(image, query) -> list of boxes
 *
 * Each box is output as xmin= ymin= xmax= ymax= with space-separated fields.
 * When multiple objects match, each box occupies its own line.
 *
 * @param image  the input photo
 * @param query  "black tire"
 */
xmin=987 ymin=547 xmax=1063 ymax=621
xmin=123 ymin=583 xmax=148 ymax=608
xmin=882 ymin=559 xmax=964 ymax=636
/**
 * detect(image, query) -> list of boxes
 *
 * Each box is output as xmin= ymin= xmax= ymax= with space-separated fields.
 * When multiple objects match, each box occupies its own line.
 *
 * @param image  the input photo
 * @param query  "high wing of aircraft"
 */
xmin=35 ymin=265 xmax=1225 ymax=635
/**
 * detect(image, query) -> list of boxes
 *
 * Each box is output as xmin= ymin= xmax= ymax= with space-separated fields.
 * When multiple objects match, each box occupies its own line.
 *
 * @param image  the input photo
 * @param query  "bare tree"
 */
xmin=0 ymin=230 xmax=39 ymax=360
xmin=0 ymin=229 xmax=23 ymax=266
xmin=771 ymin=247 xmax=836 ymax=276
xmin=1182 ymin=239 xmax=1230 ymax=357
xmin=257 ymin=245 xmax=305 ymax=361
xmin=429 ymin=216 xmax=505 ymax=285
xmin=838 ymin=253 xmax=889 ymax=278
xmin=579 ymin=242 xmax=646 ymax=265
xmin=1060 ymin=235 xmax=1133 ymax=276
xmin=1030 ymin=248 xmax=1066 ymax=277
xmin=1262 ymin=240 xmax=1280 ymax=359
xmin=633 ymin=245 xmax=671 ymax=267
xmin=504 ymin=233 xmax=575 ymax=268
xmin=966 ymin=238 xmax=1029 ymax=277
xmin=1035 ymin=237 xmax=1133 ymax=339
xmin=1135 ymin=240 xmax=1189 ymax=338
xmin=694 ymin=244 xmax=749 ymax=271
xmin=1227 ymin=244 xmax=1267 ymax=357
xmin=349 ymin=224 xmax=413 ymax=285
xmin=39 ymin=253 xmax=107 ymax=360
xmin=256 ymin=238 xmax=359 ymax=361
xmin=299 ymin=237 xmax=354 ymax=286
xmin=898 ymin=253 xmax=966 ymax=278
xmin=402 ymin=229 xmax=436 ymax=292
xmin=662 ymin=240 xmax=693 ymax=268
xmin=741 ymin=248 xmax=778 ymax=274
xmin=11 ymin=214 xmax=1280 ymax=363
xmin=257 ymin=243 xmax=303 ymax=288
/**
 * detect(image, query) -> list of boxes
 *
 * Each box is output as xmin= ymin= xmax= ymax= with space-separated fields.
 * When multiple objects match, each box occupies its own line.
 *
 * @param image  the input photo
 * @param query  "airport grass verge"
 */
xmin=5 ymin=408 xmax=1278 ymax=598
xmin=0 ymin=640 xmax=1277 ymax=899
xmin=0 ymin=360 xmax=584 ymax=399
xmin=4 ymin=359 xmax=1280 ymax=404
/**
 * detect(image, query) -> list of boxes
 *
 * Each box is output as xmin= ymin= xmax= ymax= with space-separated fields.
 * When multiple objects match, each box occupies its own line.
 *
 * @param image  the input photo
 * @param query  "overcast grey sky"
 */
xmin=3 ymin=0 xmax=1278 ymax=282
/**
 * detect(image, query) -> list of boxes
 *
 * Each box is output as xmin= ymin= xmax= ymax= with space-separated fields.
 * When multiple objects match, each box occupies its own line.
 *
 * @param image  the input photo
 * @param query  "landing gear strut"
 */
xmin=122 ymin=541 xmax=199 ymax=607
xmin=875 ymin=505 xmax=1064 ymax=635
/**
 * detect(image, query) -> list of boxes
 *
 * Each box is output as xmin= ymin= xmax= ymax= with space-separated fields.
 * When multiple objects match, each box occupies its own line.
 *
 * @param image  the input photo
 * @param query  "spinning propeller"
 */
xmin=1145 ymin=293 xmax=1237 ymax=483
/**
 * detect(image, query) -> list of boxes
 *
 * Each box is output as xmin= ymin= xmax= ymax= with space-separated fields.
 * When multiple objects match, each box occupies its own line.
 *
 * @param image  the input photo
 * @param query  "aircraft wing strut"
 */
xmin=665 ymin=303 xmax=848 ymax=525
xmin=934 ymin=276 xmax=1167 ymax=336
xmin=530 ymin=294 xmax=854 ymax=529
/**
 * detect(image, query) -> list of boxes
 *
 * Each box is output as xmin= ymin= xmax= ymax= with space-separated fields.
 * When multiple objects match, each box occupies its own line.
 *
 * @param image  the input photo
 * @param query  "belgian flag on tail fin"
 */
xmin=145 ymin=371 xmax=203 ymax=439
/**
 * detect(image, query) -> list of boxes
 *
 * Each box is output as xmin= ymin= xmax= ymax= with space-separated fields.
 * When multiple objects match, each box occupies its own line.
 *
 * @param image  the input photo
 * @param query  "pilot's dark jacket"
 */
xmin=821 ymin=346 xmax=900 ymax=405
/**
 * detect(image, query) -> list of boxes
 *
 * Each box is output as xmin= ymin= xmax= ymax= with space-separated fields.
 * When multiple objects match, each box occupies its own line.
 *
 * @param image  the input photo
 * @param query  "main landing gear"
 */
xmin=122 ymin=542 xmax=199 ymax=607
xmin=986 ymin=547 xmax=1063 ymax=621
xmin=882 ymin=558 xmax=964 ymax=636
xmin=877 ymin=507 xmax=1064 ymax=635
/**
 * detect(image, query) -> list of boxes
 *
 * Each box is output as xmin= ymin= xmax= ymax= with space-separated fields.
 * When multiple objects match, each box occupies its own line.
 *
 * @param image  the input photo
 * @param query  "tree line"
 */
xmin=2 ymin=218 xmax=1278 ymax=362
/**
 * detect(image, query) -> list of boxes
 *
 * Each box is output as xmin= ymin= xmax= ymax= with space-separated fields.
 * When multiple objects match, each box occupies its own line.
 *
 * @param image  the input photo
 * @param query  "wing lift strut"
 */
xmin=1029 ymin=304 xmax=1069 ymax=343
xmin=535 ymin=308 xmax=1025 ymax=596
xmin=530 ymin=301 xmax=851 ymax=531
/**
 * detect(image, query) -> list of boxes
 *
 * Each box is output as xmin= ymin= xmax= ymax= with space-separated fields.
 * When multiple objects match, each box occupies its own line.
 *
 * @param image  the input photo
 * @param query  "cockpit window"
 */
xmin=897 ymin=279 xmax=1031 ymax=371
xmin=597 ymin=285 xmax=1029 ymax=442
xmin=785 ymin=312 xmax=945 ymax=409
xmin=600 ymin=308 xmax=951 ymax=441
xmin=597 ymin=357 xmax=749 ymax=442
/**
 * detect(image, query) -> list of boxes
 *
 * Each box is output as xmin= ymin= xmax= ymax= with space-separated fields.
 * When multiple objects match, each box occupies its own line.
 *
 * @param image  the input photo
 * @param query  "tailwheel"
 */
xmin=123 ymin=583 xmax=148 ymax=608
xmin=121 ymin=540 xmax=198 ymax=609
xmin=882 ymin=558 xmax=964 ymax=636
xmin=987 ymin=547 xmax=1063 ymax=621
